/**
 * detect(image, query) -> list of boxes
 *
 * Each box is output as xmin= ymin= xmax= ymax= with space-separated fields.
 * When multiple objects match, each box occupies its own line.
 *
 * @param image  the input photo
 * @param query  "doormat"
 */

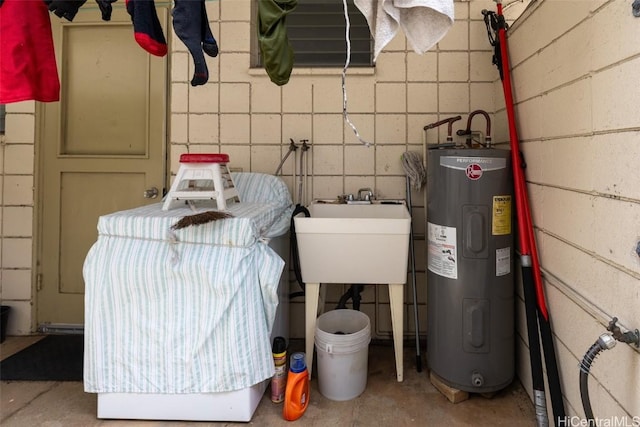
xmin=0 ymin=335 xmax=83 ymax=381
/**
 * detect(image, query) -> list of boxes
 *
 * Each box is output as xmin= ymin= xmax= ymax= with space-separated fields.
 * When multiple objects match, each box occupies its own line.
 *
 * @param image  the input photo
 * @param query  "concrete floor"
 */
xmin=1 ymin=336 xmax=536 ymax=426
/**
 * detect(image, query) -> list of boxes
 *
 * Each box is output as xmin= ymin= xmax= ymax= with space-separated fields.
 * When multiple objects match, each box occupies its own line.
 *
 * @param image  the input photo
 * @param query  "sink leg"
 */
xmin=389 ymin=283 xmax=404 ymax=382
xmin=305 ymin=282 xmax=321 ymax=379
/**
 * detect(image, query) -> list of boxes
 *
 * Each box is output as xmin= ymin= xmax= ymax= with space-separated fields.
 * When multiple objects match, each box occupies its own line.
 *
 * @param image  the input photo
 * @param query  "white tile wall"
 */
xmin=251 ymin=114 xmax=281 ymax=144
xmin=2 ymin=238 xmax=32 ymax=269
xmin=1 ymin=269 xmax=31 ymax=300
xmin=220 ymin=22 xmax=250 ymax=52
xmin=189 ymin=83 xmax=219 ymax=113
xmin=376 ymin=83 xmax=407 ymax=113
xmin=251 ymin=82 xmax=281 ymax=113
xmin=220 ymin=83 xmax=250 ymax=113
xmin=2 ymin=207 xmax=33 ymax=237
xmin=283 ymin=114 xmax=312 ymax=141
xmin=4 ymin=113 xmax=35 ymax=143
xmin=3 ymin=176 xmax=34 ymax=206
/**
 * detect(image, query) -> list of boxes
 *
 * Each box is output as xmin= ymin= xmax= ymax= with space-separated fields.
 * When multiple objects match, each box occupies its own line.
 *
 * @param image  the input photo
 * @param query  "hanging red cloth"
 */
xmin=0 ymin=0 xmax=61 ymax=103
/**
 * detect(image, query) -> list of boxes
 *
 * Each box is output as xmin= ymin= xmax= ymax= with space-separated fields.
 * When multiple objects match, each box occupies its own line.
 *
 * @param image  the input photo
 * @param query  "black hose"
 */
xmin=579 ymin=334 xmax=616 ymax=426
xmin=579 ymin=341 xmax=599 ymax=424
xmin=351 ymin=285 xmax=363 ymax=311
xmin=336 ymin=284 xmax=364 ymax=310
xmin=289 ymin=204 xmax=310 ymax=299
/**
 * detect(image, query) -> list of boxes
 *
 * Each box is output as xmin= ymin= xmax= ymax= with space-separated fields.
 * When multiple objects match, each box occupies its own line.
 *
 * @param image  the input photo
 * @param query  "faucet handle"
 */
xmin=357 ymin=188 xmax=374 ymax=201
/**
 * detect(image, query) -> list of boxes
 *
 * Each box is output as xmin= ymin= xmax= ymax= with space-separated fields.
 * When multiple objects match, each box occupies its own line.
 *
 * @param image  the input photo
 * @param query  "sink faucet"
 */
xmin=357 ymin=188 xmax=374 ymax=202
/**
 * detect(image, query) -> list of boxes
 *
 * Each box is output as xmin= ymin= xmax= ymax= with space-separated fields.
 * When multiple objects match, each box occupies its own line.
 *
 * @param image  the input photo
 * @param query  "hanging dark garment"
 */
xmin=0 ymin=0 xmax=60 ymax=103
xmin=43 ymin=0 xmax=88 ymax=22
xmin=257 ymin=0 xmax=297 ymax=86
xmin=172 ymin=0 xmax=219 ymax=87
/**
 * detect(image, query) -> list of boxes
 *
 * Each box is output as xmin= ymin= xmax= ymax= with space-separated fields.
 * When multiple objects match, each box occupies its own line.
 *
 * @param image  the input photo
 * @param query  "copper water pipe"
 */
xmin=423 ymin=115 xmax=462 ymax=143
xmin=457 ymin=110 xmax=492 ymax=147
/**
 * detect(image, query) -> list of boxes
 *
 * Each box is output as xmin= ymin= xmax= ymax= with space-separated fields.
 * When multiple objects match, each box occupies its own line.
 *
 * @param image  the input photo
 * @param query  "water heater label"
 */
xmin=496 ymin=247 xmax=511 ymax=276
xmin=492 ymin=195 xmax=512 ymax=235
xmin=439 ymin=156 xmax=507 ymax=172
xmin=427 ymin=222 xmax=458 ymax=279
xmin=465 ymin=163 xmax=483 ymax=180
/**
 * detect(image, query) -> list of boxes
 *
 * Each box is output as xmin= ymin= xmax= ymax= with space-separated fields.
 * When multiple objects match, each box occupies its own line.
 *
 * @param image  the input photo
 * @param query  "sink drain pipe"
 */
xmin=336 ymin=284 xmax=365 ymax=311
xmin=580 ymin=317 xmax=640 ymax=423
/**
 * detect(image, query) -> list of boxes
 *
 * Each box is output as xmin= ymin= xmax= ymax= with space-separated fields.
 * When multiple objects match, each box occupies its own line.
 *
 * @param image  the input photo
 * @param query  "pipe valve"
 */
xmin=607 ymin=317 xmax=640 ymax=348
xmin=471 ymin=372 xmax=484 ymax=387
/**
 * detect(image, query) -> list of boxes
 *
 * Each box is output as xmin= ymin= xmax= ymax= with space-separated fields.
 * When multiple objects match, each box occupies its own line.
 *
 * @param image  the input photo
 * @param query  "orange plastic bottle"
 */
xmin=282 ymin=352 xmax=310 ymax=421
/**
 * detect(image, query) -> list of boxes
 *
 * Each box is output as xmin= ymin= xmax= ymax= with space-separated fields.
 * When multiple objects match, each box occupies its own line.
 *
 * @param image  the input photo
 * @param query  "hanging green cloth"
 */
xmin=257 ymin=0 xmax=297 ymax=86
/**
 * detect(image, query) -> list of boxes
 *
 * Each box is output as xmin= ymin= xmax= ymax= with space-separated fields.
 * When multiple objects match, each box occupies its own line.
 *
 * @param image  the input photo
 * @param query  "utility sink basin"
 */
xmin=294 ymin=200 xmax=411 ymax=284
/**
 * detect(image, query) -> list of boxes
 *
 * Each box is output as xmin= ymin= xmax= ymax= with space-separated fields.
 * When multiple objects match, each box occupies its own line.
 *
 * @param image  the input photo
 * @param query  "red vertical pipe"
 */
xmin=495 ymin=1 xmax=548 ymax=321
xmin=495 ymin=3 xmax=565 ymax=424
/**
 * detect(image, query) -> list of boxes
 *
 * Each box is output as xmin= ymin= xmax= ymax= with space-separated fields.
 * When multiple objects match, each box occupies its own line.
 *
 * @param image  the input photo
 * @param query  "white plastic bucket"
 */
xmin=315 ymin=309 xmax=371 ymax=401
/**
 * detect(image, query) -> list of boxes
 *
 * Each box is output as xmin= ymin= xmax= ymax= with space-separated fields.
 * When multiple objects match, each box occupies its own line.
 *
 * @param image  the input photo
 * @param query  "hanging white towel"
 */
xmin=354 ymin=0 xmax=454 ymax=61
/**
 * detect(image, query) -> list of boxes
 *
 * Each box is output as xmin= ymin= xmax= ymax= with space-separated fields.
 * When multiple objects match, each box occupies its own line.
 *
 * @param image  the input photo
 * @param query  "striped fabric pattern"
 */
xmin=83 ymin=173 xmax=293 ymax=393
xmin=96 ymin=172 xmax=294 ymax=246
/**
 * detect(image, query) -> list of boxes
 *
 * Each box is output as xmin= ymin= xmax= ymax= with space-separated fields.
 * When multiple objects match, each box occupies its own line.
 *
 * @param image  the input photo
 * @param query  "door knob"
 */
xmin=144 ymin=187 xmax=159 ymax=199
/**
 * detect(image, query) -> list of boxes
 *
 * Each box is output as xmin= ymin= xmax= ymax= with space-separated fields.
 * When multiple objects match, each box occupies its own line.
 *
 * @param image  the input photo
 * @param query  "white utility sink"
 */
xmin=294 ymin=199 xmax=412 ymax=382
xmin=293 ymin=200 xmax=411 ymax=284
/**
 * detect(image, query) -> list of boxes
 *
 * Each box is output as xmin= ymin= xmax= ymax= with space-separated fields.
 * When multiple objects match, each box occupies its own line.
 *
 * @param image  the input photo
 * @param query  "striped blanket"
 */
xmin=83 ymin=173 xmax=293 ymax=393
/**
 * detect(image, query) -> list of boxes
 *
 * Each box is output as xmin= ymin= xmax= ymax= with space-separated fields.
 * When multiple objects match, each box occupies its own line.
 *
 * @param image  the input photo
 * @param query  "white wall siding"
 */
xmin=509 ymin=0 xmax=640 ymax=421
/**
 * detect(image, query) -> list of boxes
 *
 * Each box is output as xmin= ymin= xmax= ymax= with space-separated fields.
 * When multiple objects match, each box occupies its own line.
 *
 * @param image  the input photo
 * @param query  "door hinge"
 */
xmin=36 ymin=273 xmax=43 ymax=291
